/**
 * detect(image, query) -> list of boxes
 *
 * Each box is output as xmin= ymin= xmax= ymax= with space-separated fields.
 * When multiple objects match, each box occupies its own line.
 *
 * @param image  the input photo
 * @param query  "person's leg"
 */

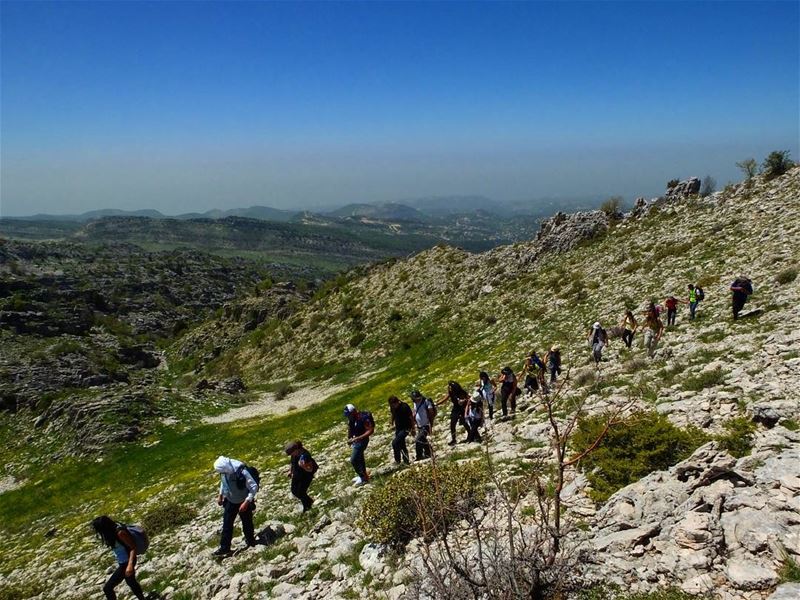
xmin=123 ymin=559 xmax=146 ymax=600
xmin=103 ymin=563 xmax=126 ymax=600
xmin=298 ymin=476 xmax=314 ymax=510
xmin=689 ymin=302 xmax=697 ymax=319
xmin=350 ymin=442 xmax=367 ymax=479
xmin=220 ymin=499 xmax=237 ymax=551
xmin=391 ymin=430 xmax=402 ymax=463
xmin=488 ymin=401 xmax=494 ymax=419
xmin=398 ymin=429 xmax=409 ymax=463
xmin=239 ymin=501 xmax=256 ymax=546
xmin=500 ymin=389 xmax=508 ymax=416
xmin=449 ymin=409 xmax=458 ymax=443
xmin=510 ymin=389 xmax=517 ymax=413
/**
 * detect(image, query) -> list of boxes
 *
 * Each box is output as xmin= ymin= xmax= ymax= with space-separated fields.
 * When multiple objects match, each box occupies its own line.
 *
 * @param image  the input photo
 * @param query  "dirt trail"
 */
xmin=203 ymin=383 xmax=349 ymax=424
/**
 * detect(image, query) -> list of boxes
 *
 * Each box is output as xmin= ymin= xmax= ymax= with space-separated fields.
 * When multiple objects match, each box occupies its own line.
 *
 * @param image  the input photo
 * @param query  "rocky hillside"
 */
xmin=0 ymin=169 xmax=798 ymax=600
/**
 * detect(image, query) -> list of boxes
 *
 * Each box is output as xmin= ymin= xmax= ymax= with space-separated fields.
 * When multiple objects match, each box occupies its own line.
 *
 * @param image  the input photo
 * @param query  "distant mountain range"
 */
xmin=4 ymin=194 xmax=603 ymax=224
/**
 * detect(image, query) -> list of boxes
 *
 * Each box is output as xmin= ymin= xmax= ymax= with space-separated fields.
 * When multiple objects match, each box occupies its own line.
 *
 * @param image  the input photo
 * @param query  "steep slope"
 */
xmin=0 ymin=170 xmax=798 ymax=600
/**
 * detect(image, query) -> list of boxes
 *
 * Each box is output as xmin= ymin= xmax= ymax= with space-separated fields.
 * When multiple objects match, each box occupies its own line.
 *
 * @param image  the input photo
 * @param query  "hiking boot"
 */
xmin=212 ymin=548 xmax=233 ymax=558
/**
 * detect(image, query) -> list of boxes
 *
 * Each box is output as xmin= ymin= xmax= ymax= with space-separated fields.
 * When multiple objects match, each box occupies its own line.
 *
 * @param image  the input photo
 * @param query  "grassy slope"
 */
xmin=1 ymin=170 xmax=798 ymax=591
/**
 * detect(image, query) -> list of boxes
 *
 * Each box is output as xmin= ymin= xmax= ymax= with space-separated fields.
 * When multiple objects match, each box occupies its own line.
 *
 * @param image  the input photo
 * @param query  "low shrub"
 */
xmin=349 ymin=332 xmax=366 ymax=348
xmin=141 ymin=502 xmax=198 ymax=537
xmin=572 ymin=411 xmax=708 ymax=503
xmin=761 ymin=150 xmax=793 ymax=180
xmin=776 ymin=267 xmax=798 ymax=285
xmin=779 ymin=554 xmax=800 ymax=583
xmin=715 ymin=416 xmax=757 ymax=458
xmin=358 ymin=460 xmax=488 ymax=549
xmin=269 ymin=380 xmax=295 ymax=400
xmin=682 ymin=367 xmax=725 ymax=391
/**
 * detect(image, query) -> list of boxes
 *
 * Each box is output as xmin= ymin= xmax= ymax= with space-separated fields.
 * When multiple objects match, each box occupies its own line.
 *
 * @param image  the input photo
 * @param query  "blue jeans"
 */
xmin=350 ymin=439 xmax=368 ymax=478
xmin=689 ymin=301 xmax=698 ymax=319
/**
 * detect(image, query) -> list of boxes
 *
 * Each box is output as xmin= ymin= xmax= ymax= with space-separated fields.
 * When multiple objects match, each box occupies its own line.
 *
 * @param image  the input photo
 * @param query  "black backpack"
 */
xmin=695 ymin=287 xmax=705 ymax=301
xmin=236 ymin=464 xmax=261 ymax=488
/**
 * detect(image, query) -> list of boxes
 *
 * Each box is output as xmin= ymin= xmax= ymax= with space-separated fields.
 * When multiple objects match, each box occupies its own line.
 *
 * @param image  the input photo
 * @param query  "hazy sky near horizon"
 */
xmin=1 ymin=1 xmax=798 ymax=217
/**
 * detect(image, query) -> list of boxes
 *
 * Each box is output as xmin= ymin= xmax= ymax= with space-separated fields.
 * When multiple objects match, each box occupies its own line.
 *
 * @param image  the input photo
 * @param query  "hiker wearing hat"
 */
xmin=344 ymin=404 xmax=374 ymax=486
xmin=212 ymin=456 xmax=259 ymax=557
xmin=285 ymin=441 xmax=318 ymax=512
xmin=588 ymin=322 xmax=608 ymax=365
xmin=464 ymin=392 xmax=484 ymax=443
xmin=544 ymin=346 xmax=562 ymax=385
xmin=388 ymin=395 xmax=413 ymax=465
xmin=411 ymin=390 xmax=435 ymax=460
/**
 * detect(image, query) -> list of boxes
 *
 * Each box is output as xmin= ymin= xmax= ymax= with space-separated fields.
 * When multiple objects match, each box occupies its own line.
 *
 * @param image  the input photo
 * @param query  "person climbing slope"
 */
xmin=477 ymin=371 xmax=497 ymax=419
xmin=498 ymin=366 xmax=518 ymax=417
xmin=91 ymin=515 xmax=149 ymax=600
xmin=620 ymin=310 xmax=637 ymax=348
xmin=730 ymin=275 xmax=753 ymax=320
xmin=521 ymin=350 xmax=546 ymax=395
xmin=588 ymin=322 xmax=608 ymax=365
xmin=388 ymin=395 xmax=413 ymax=465
xmin=544 ymin=346 xmax=562 ymax=385
xmin=437 ymin=380 xmax=470 ymax=445
xmin=643 ymin=308 xmax=665 ymax=358
xmin=464 ymin=392 xmax=484 ymax=443
xmin=212 ymin=455 xmax=259 ymax=557
xmin=344 ymin=403 xmax=374 ymax=486
xmin=410 ymin=390 xmax=435 ymax=460
xmin=285 ymin=441 xmax=318 ymax=512
xmin=687 ymin=283 xmax=704 ymax=320
xmin=664 ymin=295 xmax=686 ymax=327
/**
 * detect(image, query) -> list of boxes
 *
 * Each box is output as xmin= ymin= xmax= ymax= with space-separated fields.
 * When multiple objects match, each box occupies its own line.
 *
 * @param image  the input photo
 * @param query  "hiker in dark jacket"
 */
xmin=544 ymin=346 xmax=562 ymax=384
xmin=588 ymin=322 xmax=608 ymax=365
xmin=388 ymin=395 xmax=413 ymax=464
xmin=285 ymin=441 xmax=317 ymax=512
xmin=498 ymin=366 xmax=518 ymax=416
xmin=730 ymin=276 xmax=753 ymax=319
xmin=464 ymin=392 xmax=484 ymax=443
xmin=92 ymin=515 xmax=148 ymax=600
xmin=521 ymin=350 xmax=546 ymax=395
xmin=411 ymin=390 xmax=434 ymax=460
xmin=213 ymin=455 xmax=259 ymax=557
xmin=437 ymin=381 xmax=470 ymax=445
xmin=344 ymin=403 xmax=374 ymax=486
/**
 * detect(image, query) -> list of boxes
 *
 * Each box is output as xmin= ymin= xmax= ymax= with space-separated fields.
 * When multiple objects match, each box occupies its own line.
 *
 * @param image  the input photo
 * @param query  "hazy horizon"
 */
xmin=1 ymin=1 xmax=798 ymax=218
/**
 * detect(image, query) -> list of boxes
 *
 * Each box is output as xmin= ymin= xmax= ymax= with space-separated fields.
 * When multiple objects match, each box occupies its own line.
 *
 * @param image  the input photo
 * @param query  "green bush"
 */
xmin=776 ymin=267 xmax=798 ymax=285
xmin=761 ymin=150 xmax=793 ymax=180
xmin=715 ymin=416 xmax=757 ymax=458
xmin=269 ymin=380 xmax=295 ymax=400
xmin=359 ymin=461 xmax=488 ymax=549
xmin=779 ymin=554 xmax=800 ymax=583
xmin=349 ymin=332 xmax=366 ymax=348
xmin=572 ymin=411 xmax=708 ymax=503
xmin=141 ymin=502 xmax=198 ymax=536
xmin=600 ymin=196 xmax=623 ymax=218
xmin=683 ymin=367 xmax=725 ymax=391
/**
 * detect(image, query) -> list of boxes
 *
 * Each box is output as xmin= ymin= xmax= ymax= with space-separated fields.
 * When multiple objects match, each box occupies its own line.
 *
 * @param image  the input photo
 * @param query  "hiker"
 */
xmin=620 ymin=310 xmax=637 ymax=348
xmin=498 ymin=366 xmax=518 ymax=416
xmin=285 ymin=441 xmax=317 ymax=512
xmin=643 ymin=308 xmax=665 ymax=358
xmin=730 ymin=275 xmax=753 ymax=319
xmin=544 ymin=346 xmax=562 ymax=384
xmin=410 ymin=390 xmax=434 ymax=460
xmin=588 ymin=322 xmax=608 ymax=365
xmin=344 ymin=403 xmax=374 ymax=486
xmin=664 ymin=295 xmax=685 ymax=327
xmin=388 ymin=395 xmax=413 ymax=464
xmin=464 ymin=392 xmax=484 ymax=443
xmin=437 ymin=381 xmax=470 ymax=445
xmin=521 ymin=350 xmax=546 ymax=395
xmin=477 ymin=371 xmax=497 ymax=419
xmin=687 ymin=284 xmax=704 ymax=320
xmin=91 ymin=516 xmax=148 ymax=600
xmin=212 ymin=455 xmax=259 ymax=557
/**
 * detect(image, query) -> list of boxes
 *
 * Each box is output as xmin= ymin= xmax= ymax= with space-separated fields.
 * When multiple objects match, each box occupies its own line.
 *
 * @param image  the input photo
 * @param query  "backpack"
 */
xmin=301 ymin=452 xmax=319 ymax=474
xmin=122 ymin=524 xmax=149 ymax=554
xmin=236 ymin=464 xmax=261 ymax=488
xmin=695 ymin=287 xmax=705 ymax=301
xmin=426 ymin=398 xmax=438 ymax=421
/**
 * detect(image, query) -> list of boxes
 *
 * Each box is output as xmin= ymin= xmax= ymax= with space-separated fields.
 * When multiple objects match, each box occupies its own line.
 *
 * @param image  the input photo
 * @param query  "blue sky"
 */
xmin=1 ymin=1 xmax=798 ymax=216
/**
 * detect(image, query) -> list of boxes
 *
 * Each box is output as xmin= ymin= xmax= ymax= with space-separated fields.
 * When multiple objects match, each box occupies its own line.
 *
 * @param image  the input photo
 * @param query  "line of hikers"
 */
xmin=92 ymin=276 xmax=754 ymax=597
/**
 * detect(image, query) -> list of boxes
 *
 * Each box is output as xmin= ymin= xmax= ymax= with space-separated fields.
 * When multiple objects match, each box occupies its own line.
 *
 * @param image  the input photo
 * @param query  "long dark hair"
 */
xmin=479 ymin=371 xmax=489 ymax=383
xmin=92 ymin=515 xmax=119 ymax=548
xmin=448 ymin=380 xmax=468 ymax=399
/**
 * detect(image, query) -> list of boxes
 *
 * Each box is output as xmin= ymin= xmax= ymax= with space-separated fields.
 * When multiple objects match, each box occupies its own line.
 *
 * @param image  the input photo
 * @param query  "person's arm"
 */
xmin=239 ymin=469 xmax=258 ymax=510
xmin=117 ymin=529 xmax=138 ymax=578
xmin=350 ymin=419 xmax=375 ymax=444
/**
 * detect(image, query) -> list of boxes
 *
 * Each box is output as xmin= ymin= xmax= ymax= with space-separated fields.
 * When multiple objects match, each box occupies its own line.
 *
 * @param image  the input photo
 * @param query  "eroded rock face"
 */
xmin=667 ymin=177 xmax=702 ymax=199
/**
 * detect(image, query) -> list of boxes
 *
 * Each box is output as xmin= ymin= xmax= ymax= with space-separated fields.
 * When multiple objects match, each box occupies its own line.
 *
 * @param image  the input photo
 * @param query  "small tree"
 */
xmin=666 ymin=179 xmax=680 ymax=189
xmin=700 ymin=175 xmax=716 ymax=198
xmin=600 ymin=196 xmax=623 ymax=218
xmin=736 ymin=158 xmax=758 ymax=181
xmin=761 ymin=150 xmax=794 ymax=180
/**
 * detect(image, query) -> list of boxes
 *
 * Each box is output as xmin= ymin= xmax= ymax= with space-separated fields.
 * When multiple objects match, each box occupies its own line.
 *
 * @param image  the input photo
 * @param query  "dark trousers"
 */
xmin=667 ymin=308 xmax=677 ymax=326
xmin=350 ymin=440 xmax=368 ymax=478
xmin=415 ymin=426 xmax=431 ymax=460
xmin=500 ymin=384 xmax=516 ymax=416
xmin=549 ymin=365 xmax=560 ymax=383
xmin=104 ymin=560 xmax=145 ymax=600
xmin=392 ymin=429 xmax=410 ymax=463
xmin=622 ymin=329 xmax=634 ymax=348
xmin=449 ymin=407 xmax=468 ymax=442
xmin=220 ymin=498 xmax=255 ymax=551
xmin=732 ymin=294 xmax=747 ymax=319
xmin=487 ymin=402 xmax=494 ymax=419
xmin=466 ymin=418 xmax=482 ymax=443
xmin=291 ymin=474 xmax=314 ymax=511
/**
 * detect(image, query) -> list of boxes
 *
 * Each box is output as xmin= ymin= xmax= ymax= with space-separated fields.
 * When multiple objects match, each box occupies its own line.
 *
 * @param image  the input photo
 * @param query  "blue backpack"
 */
xmin=121 ymin=524 xmax=149 ymax=554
